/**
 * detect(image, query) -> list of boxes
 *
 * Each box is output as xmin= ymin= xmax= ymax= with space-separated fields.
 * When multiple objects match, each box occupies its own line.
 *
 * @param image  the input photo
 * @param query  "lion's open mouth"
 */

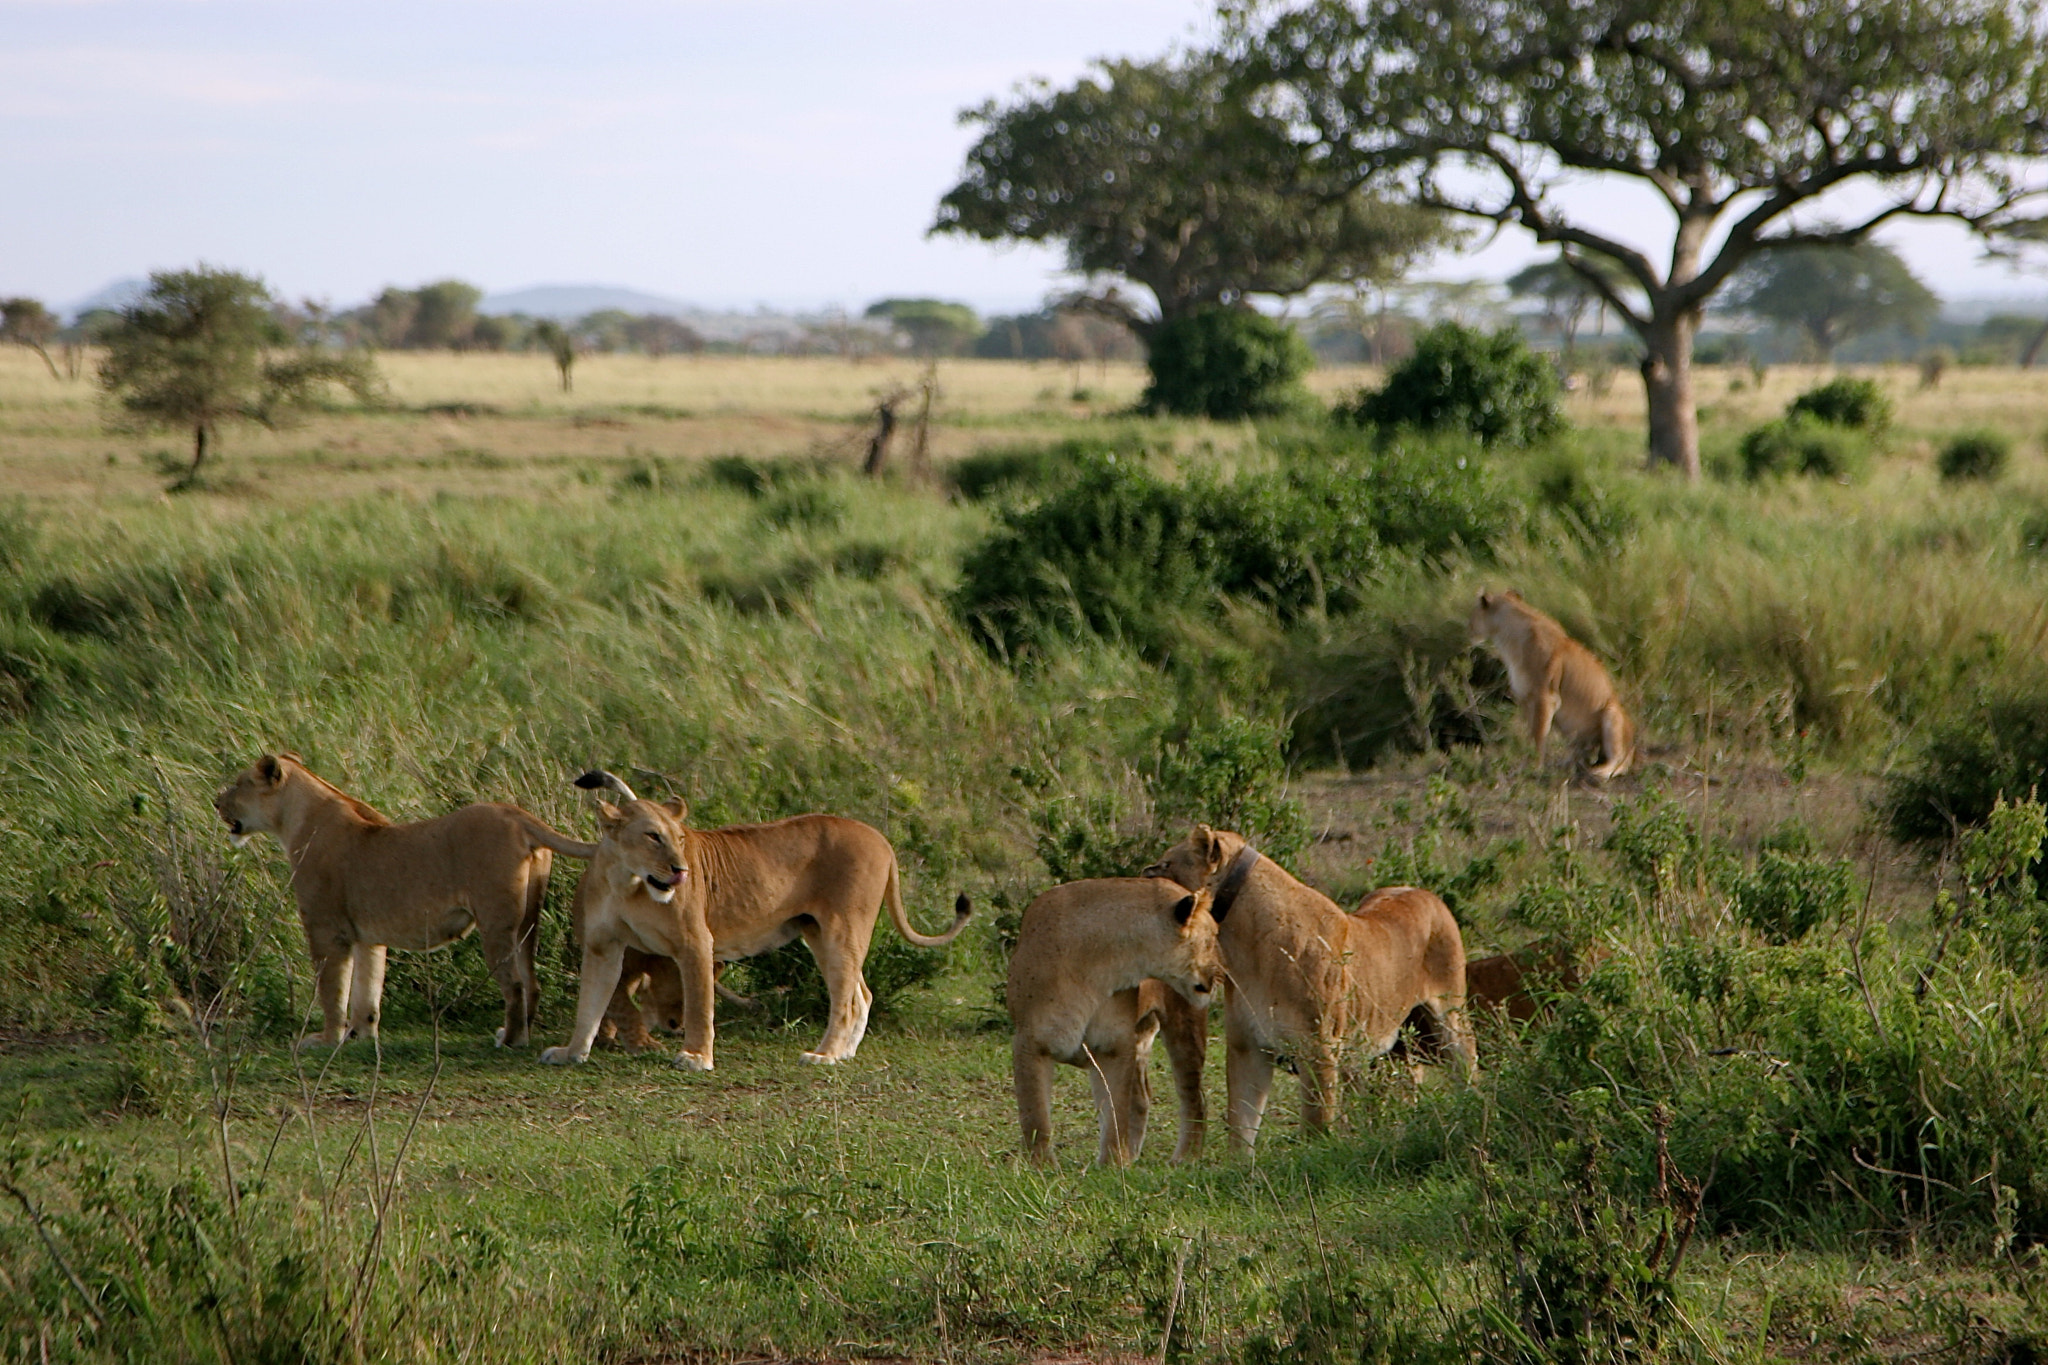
xmin=644 ymin=871 xmax=685 ymax=902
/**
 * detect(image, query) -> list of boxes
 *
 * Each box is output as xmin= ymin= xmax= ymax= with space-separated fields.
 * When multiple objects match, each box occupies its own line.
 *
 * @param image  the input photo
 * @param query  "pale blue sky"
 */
xmin=1 ymin=1 xmax=2035 ymax=316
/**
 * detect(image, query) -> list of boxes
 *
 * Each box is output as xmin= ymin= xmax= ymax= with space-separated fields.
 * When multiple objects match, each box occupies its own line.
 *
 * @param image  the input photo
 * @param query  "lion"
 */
xmin=1006 ymin=879 xmax=1222 ymax=1166
xmin=1145 ymin=827 xmax=1474 ymax=1150
xmin=568 ymin=875 xmax=758 ymax=1053
xmin=213 ymin=754 xmax=597 ymax=1049
xmin=539 ymin=771 xmax=970 ymax=1070
xmin=1469 ymin=588 xmax=1634 ymax=781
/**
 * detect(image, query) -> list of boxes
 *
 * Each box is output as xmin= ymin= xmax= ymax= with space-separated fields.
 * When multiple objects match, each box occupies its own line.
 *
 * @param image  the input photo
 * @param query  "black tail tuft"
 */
xmin=954 ymin=892 xmax=973 ymax=918
xmin=572 ymin=771 xmax=608 ymax=791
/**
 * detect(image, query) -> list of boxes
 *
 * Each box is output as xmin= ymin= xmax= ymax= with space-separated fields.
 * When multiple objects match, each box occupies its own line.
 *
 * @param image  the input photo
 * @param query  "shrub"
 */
xmin=1139 ymin=306 xmax=1314 ymax=420
xmin=948 ymin=433 xmax=1161 ymax=502
xmin=1339 ymin=321 xmax=1564 ymax=447
xmin=1938 ymin=428 xmax=2012 ymax=482
xmin=1530 ymin=448 xmax=1638 ymax=552
xmin=1885 ymin=686 xmax=2048 ymax=857
xmin=1787 ymin=375 xmax=1891 ymax=431
xmin=1731 ymin=849 xmax=1855 ymax=942
xmin=1739 ymin=414 xmax=1870 ymax=481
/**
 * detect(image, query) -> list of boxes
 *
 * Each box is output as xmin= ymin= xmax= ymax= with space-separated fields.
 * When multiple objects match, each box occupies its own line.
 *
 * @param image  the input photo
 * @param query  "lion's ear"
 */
xmin=1476 ymin=589 xmax=1493 ymax=609
xmin=595 ymin=800 xmax=624 ymax=830
xmin=664 ymin=796 xmax=689 ymax=823
xmin=1193 ymin=824 xmax=1221 ymax=874
xmin=1172 ymin=893 xmax=1197 ymax=926
xmin=257 ymin=755 xmax=283 ymax=785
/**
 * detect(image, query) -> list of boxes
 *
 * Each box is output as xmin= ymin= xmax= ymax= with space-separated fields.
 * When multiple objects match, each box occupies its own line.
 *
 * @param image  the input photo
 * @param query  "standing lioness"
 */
xmin=214 ymin=754 xmax=597 ymax=1049
xmin=1007 ymin=879 xmax=1223 ymax=1166
xmin=1145 ymin=827 xmax=1474 ymax=1150
xmin=541 ymin=771 xmax=970 ymax=1070
xmin=1469 ymin=589 xmax=1634 ymax=781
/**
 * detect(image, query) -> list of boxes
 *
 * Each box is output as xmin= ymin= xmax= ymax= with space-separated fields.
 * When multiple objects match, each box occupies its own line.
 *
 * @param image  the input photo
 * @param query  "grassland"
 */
xmin=4 ymin=348 xmax=2048 ymax=1362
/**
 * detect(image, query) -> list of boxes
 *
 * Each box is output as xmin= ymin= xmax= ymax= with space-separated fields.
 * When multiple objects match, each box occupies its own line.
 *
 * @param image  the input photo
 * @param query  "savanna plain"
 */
xmin=6 ymin=349 xmax=2048 ymax=1363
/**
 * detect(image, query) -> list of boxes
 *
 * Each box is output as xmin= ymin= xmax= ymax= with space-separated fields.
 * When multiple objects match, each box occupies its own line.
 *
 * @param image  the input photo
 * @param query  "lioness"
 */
xmin=214 ymin=754 xmax=597 ymax=1049
xmin=1145 ymin=827 xmax=1474 ymax=1150
xmin=1469 ymin=588 xmax=1634 ymax=781
xmin=1007 ymin=879 xmax=1222 ymax=1166
xmin=540 ymin=771 xmax=970 ymax=1070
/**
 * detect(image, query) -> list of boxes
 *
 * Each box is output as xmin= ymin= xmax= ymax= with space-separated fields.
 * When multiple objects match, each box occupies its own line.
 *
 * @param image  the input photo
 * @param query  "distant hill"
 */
xmin=63 ymin=277 xmax=149 ymax=320
xmin=478 ymin=284 xmax=693 ymax=319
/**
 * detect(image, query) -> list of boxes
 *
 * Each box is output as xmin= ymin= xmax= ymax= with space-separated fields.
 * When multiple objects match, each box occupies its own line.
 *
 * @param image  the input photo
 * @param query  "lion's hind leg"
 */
xmin=1588 ymin=701 xmax=1633 ymax=782
xmin=799 ymin=917 xmax=875 ymax=1064
xmin=345 ymin=942 xmax=387 ymax=1043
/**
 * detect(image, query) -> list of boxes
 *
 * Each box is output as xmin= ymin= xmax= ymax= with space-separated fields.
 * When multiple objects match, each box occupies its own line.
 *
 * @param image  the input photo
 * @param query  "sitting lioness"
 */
xmin=1006 ymin=879 xmax=1223 ymax=1166
xmin=213 ymin=754 xmax=597 ymax=1049
xmin=1469 ymin=588 xmax=1634 ymax=781
xmin=540 ymin=771 xmax=970 ymax=1070
xmin=1145 ymin=827 xmax=1474 ymax=1150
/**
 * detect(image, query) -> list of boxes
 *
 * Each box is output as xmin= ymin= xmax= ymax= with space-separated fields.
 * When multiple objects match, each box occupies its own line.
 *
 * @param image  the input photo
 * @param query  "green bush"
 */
xmin=1139 ymin=306 xmax=1314 ymax=420
xmin=1885 ymin=686 xmax=2048 ymax=857
xmin=1338 ymin=322 xmax=1564 ymax=447
xmin=1731 ymin=849 xmax=1855 ymax=942
xmin=1787 ymin=376 xmax=1891 ymax=431
xmin=1530 ymin=448 xmax=1638 ymax=552
xmin=951 ymin=436 xmax=1514 ymax=662
xmin=948 ymin=433 xmax=1162 ymax=502
xmin=1938 ymin=428 xmax=2012 ymax=482
xmin=1739 ymin=414 xmax=1870 ymax=481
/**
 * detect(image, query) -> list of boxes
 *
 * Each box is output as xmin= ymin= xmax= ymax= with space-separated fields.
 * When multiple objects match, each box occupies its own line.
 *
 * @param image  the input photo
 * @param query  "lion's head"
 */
xmin=1160 ymin=887 xmax=1225 ymax=1008
xmin=214 ymin=754 xmax=296 ymax=847
xmin=1143 ymin=824 xmax=1248 ymax=896
xmin=593 ymin=797 xmax=691 ymax=904
xmin=1468 ymin=587 xmax=1523 ymax=645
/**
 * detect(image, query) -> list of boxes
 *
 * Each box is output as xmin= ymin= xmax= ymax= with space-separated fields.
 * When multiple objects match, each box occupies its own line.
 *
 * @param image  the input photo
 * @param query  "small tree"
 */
xmin=98 ymin=267 xmax=380 ymax=487
xmin=531 ymin=320 xmax=576 ymax=391
xmin=1506 ymin=258 xmax=1630 ymax=361
xmin=1141 ymin=307 xmax=1313 ymax=419
xmin=406 ymin=279 xmax=482 ymax=349
xmin=0 ymin=298 xmax=62 ymax=379
xmin=864 ymin=299 xmax=982 ymax=357
xmin=1723 ymin=241 xmax=1938 ymax=361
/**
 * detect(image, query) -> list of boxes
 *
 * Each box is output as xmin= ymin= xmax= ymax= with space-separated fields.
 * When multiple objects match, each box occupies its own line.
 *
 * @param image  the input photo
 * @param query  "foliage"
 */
xmin=530 ymin=319 xmax=576 ymax=391
xmin=1787 ymin=376 xmax=1893 ymax=432
xmin=863 ymin=298 xmax=981 ymax=356
xmin=1724 ymin=241 xmax=1940 ymax=360
xmin=1339 ymin=321 xmax=1564 ymax=447
xmin=1739 ymin=415 xmax=1871 ymax=481
xmin=1731 ymin=847 xmax=1856 ymax=943
xmin=96 ymin=266 xmax=382 ymax=486
xmin=1505 ymin=255 xmax=1633 ymax=356
xmin=1242 ymin=0 xmax=2048 ymax=476
xmin=1886 ymin=686 xmax=2048 ymax=858
xmin=1939 ymin=428 xmax=2013 ymax=482
xmin=934 ymin=53 xmax=1449 ymax=336
xmin=952 ymin=432 xmax=1514 ymax=663
xmin=1139 ymin=306 xmax=1314 ymax=420
xmin=0 ymin=297 xmax=61 ymax=378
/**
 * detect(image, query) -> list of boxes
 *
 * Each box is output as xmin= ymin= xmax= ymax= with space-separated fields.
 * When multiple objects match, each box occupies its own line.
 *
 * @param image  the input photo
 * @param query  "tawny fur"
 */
xmin=1145 ymin=827 xmax=1475 ymax=1151
xmin=1005 ymin=879 xmax=1222 ymax=1166
xmin=1469 ymin=589 xmax=1635 ymax=781
xmin=1463 ymin=938 xmax=1604 ymax=1023
xmin=541 ymin=781 xmax=969 ymax=1071
xmin=213 ymin=754 xmax=597 ymax=1049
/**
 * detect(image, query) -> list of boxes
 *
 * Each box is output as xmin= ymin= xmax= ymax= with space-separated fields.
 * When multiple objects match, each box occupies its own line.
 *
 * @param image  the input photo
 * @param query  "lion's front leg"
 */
xmin=669 ymin=924 xmax=717 ymax=1072
xmin=539 ymin=940 xmax=625 ymax=1065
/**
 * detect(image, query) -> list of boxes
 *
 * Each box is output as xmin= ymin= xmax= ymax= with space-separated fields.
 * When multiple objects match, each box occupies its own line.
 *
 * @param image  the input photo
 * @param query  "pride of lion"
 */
xmin=214 ymin=586 xmax=1625 ymax=1165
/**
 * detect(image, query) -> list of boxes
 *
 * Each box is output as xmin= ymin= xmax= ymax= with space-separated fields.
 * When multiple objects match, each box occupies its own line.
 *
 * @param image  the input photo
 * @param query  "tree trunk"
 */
xmin=1641 ymin=311 xmax=1701 ymax=479
xmin=2022 ymin=317 xmax=2048 ymax=369
xmin=187 ymin=423 xmax=210 ymax=485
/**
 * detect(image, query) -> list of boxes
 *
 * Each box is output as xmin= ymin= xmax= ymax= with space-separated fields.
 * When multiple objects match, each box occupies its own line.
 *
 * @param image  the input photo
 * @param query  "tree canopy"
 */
xmin=98 ymin=267 xmax=380 ymax=487
xmin=933 ymin=54 xmax=1452 ymax=338
xmin=1724 ymin=241 xmax=1938 ymax=361
xmin=0 ymin=298 xmax=61 ymax=379
xmin=864 ymin=299 xmax=983 ymax=356
xmin=1240 ymin=0 xmax=2048 ymax=476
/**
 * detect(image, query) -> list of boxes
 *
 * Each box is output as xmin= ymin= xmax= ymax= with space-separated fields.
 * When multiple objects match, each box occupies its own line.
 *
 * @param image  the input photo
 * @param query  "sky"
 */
xmin=2 ymin=0 xmax=2042 ymax=318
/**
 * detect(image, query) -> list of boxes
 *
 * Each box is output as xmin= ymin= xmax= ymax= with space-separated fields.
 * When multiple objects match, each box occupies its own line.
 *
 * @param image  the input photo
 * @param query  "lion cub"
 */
xmin=1006 ymin=878 xmax=1224 ymax=1167
xmin=1469 ymin=589 xmax=1634 ymax=781
xmin=214 ymin=754 xmax=597 ymax=1049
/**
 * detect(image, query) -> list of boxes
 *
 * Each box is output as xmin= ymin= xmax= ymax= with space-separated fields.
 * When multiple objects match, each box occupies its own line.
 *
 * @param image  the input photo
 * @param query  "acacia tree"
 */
xmin=98 ymin=267 xmax=380 ymax=487
xmin=864 ymin=299 xmax=982 ymax=356
xmin=1242 ymin=0 xmax=2048 ymax=477
xmin=1988 ymin=219 xmax=2048 ymax=367
xmin=0 ymin=298 xmax=62 ymax=379
xmin=1507 ymin=257 xmax=1630 ymax=360
xmin=932 ymin=54 xmax=1451 ymax=340
xmin=530 ymin=320 xmax=576 ymax=391
xmin=1723 ymin=240 xmax=1938 ymax=361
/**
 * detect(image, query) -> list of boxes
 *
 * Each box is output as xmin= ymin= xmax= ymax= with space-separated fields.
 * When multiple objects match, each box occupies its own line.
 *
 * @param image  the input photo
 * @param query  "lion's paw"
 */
xmin=798 ymin=1050 xmax=847 ymax=1066
xmin=672 ymin=1051 xmax=714 ymax=1072
xmin=537 ymin=1047 xmax=585 ymax=1066
xmin=493 ymin=1027 xmax=508 ymax=1048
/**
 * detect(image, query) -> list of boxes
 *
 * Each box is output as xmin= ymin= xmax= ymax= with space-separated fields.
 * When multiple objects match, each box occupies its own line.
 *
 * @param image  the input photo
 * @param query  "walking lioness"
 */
xmin=1469 ymin=588 xmax=1634 ymax=781
xmin=1007 ymin=879 xmax=1222 ymax=1166
xmin=213 ymin=754 xmax=598 ymax=1048
xmin=540 ymin=771 xmax=970 ymax=1070
xmin=1145 ymin=827 xmax=1474 ymax=1150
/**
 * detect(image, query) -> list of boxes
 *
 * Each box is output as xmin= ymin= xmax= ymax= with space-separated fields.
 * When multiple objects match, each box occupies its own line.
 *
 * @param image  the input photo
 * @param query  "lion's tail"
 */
xmin=513 ymin=811 xmax=599 ymax=860
xmin=883 ymin=858 xmax=972 ymax=948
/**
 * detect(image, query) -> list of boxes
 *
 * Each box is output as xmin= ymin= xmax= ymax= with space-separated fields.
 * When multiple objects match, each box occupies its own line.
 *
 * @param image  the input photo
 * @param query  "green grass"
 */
xmin=7 ymin=365 xmax=2048 ymax=1360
